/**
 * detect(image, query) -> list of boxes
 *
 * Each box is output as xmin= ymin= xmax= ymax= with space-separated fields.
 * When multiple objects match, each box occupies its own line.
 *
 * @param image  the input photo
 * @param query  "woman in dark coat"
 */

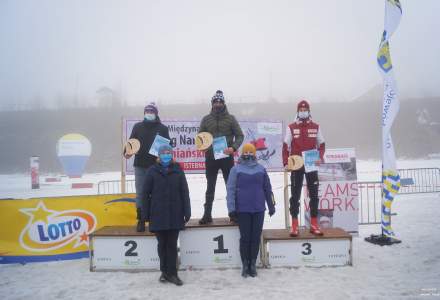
xmin=143 ymin=144 xmax=191 ymax=286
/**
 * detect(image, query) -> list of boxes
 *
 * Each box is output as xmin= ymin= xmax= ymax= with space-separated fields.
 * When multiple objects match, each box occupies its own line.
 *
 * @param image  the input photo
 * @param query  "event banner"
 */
xmin=0 ymin=194 xmax=136 ymax=264
xmin=123 ymin=119 xmax=284 ymax=174
xmin=303 ymin=148 xmax=359 ymax=234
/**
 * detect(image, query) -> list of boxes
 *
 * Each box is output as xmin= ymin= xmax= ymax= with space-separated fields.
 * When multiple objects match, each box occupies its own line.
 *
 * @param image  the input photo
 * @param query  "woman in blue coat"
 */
xmin=143 ymin=144 xmax=191 ymax=286
xmin=226 ymin=143 xmax=275 ymax=278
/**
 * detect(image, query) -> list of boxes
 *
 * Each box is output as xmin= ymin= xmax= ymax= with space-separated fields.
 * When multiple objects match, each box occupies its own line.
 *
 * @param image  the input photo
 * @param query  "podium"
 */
xmin=89 ymin=223 xmax=352 ymax=272
xmin=179 ymin=218 xmax=243 ymax=269
xmin=261 ymin=227 xmax=352 ymax=267
xmin=89 ymin=226 xmax=159 ymax=272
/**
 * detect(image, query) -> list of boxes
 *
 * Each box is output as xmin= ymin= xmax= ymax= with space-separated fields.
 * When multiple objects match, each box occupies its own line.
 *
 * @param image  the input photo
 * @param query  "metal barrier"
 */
xmin=357 ymin=168 xmax=440 ymax=224
xmin=97 ymin=179 xmax=135 ymax=195
xmin=358 ymin=181 xmax=382 ymax=225
xmin=397 ymin=167 xmax=440 ymax=194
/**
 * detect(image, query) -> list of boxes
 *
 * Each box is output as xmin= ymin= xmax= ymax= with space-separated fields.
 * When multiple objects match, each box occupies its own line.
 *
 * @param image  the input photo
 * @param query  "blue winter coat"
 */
xmin=143 ymin=162 xmax=191 ymax=232
xmin=226 ymin=158 xmax=275 ymax=213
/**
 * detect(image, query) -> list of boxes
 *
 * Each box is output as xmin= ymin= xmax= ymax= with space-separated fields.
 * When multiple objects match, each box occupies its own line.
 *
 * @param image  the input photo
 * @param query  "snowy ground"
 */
xmin=1 ymin=159 xmax=440 ymax=299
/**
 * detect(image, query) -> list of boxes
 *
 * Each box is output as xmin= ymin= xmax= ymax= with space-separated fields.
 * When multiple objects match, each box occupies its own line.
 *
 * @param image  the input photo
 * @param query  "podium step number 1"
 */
xmin=179 ymin=218 xmax=245 ymax=269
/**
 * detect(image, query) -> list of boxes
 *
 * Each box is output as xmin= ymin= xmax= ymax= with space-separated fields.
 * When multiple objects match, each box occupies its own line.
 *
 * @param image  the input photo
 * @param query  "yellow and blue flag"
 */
xmin=377 ymin=0 xmax=402 ymax=236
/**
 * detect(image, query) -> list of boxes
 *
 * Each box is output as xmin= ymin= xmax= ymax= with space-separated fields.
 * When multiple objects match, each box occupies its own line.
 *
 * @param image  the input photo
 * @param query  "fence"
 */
xmin=97 ymin=168 xmax=440 ymax=225
xmin=97 ymin=179 xmax=135 ymax=195
xmin=355 ymin=167 xmax=440 ymax=224
xmin=357 ymin=181 xmax=382 ymax=225
xmin=398 ymin=168 xmax=440 ymax=194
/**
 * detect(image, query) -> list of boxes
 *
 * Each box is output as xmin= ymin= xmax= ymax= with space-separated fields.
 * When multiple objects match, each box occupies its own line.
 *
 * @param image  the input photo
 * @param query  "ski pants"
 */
xmin=204 ymin=156 xmax=234 ymax=207
xmin=289 ymin=167 xmax=320 ymax=218
xmin=156 ymin=230 xmax=180 ymax=276
xmin=134 ymin=166 xmax=149 ymax=209
xmin=237 ymin=212 xmax=265 ymax=262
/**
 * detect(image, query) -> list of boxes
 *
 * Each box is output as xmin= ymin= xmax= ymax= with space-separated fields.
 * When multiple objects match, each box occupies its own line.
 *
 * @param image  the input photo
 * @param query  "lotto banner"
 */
xmin=0 ymin=194 xmax=136 ymax=264
xmin=303 ymin=148 xmax=359 ymax=234
xmin=123 ymin=119 xmax=284 ymax=174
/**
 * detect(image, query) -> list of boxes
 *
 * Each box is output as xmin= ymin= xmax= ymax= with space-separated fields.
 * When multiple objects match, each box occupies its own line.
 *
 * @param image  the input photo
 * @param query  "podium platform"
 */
xmin=180 ymin=218 xmax=244 ymax=269
xmin=261 ymin=227 xmax=352 ymax=267
xmin=89 ymin=225 xmax=159 ymax=272
xmin=89 ymin=223 xmax=352 ymax=272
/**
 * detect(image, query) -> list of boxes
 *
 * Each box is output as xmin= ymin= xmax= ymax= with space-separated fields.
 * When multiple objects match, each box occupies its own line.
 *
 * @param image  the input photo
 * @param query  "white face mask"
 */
xmin=144 ymin=113 xmax=156 ymax=121
xmin=298 ymin=111 xmax=309 ymax=119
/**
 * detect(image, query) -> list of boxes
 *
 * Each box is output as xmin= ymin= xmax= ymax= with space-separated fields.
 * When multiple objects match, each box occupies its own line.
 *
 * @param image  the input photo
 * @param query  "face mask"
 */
xmin=298 ymin=111 xmax=309 ymax=119
xmin=144 ymin=113 xmax=156 ymax=121
xmin=159 ymin=153 xmax=173 ymax=166
xmin=242 ymin=154 xmax=255 ymax=161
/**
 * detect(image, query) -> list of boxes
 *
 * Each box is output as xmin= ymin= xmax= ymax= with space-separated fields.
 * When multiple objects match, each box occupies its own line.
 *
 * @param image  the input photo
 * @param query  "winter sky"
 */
xmin=0 ymin=0 xmax=439 ymax=107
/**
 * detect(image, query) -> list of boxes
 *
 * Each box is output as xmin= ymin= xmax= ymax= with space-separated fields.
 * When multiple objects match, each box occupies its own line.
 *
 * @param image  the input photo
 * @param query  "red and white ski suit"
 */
xmin=282 ymin=118 xmax=325 ymax=166
xmin=282 ymin=117 xmax=325 ymax=219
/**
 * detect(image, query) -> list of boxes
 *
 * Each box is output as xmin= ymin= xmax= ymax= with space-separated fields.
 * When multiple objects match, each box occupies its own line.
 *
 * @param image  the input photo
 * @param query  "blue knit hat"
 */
xmin=158 ymin=144 xmax=172 ymax=155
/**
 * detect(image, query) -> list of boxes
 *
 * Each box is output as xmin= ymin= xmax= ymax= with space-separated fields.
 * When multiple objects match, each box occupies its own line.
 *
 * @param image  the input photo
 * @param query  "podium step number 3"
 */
xmin=262 ymin=228 xmax=352 ymax=267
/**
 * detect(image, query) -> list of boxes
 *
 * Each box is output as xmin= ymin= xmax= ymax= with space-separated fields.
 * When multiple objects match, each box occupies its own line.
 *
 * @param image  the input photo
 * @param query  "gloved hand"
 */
xmin=269 ymin=208 xmax=275 ymax=217
xmin=228 ymin=211 xmax=238 ymax=223
xmin=184 ymin=215 xmax=191 ymax=223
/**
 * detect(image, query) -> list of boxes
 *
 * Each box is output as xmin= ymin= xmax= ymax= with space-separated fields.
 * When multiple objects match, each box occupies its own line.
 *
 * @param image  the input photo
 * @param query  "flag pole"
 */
xmin=365 ymin=0 xmax=403 ymax=246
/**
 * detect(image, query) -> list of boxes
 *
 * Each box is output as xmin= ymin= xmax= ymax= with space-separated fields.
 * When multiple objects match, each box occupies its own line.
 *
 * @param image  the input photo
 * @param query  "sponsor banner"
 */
xmin=323 ymin=148 xmax=354 ymax=164
xmin=123 ymin=119 xmax=284 ymax=174
xmin=0 ymin=194 xmax=136 ymax=264
xmin=304 ymin=148 xmax=359 ymax=233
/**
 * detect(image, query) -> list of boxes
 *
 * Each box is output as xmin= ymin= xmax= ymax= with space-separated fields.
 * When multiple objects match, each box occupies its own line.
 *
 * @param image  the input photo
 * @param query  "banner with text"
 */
xmin=303 ymin=148 xmax=359 ymax=234
xmin=123 ymin=119 xmax=284 ymax=174
xmin=0 ymin=194 xmax=136 ymax=264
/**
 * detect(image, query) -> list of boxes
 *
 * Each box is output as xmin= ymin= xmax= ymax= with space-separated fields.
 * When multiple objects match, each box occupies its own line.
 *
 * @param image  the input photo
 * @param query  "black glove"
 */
xmin=269 ymin=208 xmax=275 ymax=217
xmin=184 ymin=215 xmax=191 ymax=223
xmin=228 ymin=211 xmax=238 ymax=223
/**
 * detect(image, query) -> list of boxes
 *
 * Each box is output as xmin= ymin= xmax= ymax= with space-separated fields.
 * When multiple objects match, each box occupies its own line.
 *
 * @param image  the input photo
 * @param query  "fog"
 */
xmin=1 ymin=0 xmax=440 ymax=109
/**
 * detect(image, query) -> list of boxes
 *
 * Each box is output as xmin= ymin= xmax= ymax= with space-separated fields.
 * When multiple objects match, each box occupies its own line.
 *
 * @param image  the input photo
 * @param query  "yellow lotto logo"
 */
xmin=0 ymin=194 xmax=136 ymax=263
xmin=19 ymin=201 xmax=97 ymax=252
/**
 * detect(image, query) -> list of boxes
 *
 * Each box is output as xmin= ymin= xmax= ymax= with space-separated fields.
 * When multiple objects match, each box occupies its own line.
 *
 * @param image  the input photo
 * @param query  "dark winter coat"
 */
xmin=129 ymin=118 xmax=170 ymax=168
xmin=143 ymin=162 xmax=191 ymax=232
xmin=226 ymin=157 xmax=275 ymax=214
xmin=199 ymin=106 xmax=244 ymax=161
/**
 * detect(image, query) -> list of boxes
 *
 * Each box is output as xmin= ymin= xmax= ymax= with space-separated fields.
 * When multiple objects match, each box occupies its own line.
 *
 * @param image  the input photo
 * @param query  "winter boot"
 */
xmin=199 ymin=203 xmax=213 ymax=225
xmin=241 ymin=259 xmax=249 ymax=278
xmin=159 ymin=272 xmax=167 ymax=283
xmin=165 ymin=274 xmax=183 ymax=286
xmin=248 ymin=260 xmax=257 ymax=277
xmin=310 ymin=217 xmax=323 ymax=236
xmin=289 ymin=218 xmax=299 ymax=237
xmin=136 ymin=207 xmax=145 ymax=232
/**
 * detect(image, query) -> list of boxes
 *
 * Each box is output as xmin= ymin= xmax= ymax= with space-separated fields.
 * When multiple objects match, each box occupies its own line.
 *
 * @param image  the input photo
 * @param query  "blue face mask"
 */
xmin=242 ymin=154 xmax=255 ymax=161
xmin=144 ymin=113 xmax=156 ymax=121
xmin=159 ymin=153 xmax=173 ymax=166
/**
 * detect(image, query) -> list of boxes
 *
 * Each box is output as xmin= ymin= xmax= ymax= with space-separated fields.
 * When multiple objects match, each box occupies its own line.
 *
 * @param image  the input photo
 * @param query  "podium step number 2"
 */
xmin=90 ymin=226 xmax=159 ymax=271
